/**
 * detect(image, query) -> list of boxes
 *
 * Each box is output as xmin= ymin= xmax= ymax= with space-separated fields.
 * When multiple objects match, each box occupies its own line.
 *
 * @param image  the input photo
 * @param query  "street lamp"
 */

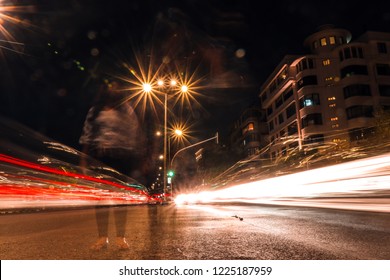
xmin=156 ymin=78 xmax=189 ymax=200
xmin=125 ymin=67 xmax=197 ymax=198
xmin=174 ymin=129 xmax=183 ymax=137
xmin=168 ymin=128 xmax=184 ymax=163
xmin=163 ymin=86 xmax=168 ymax=199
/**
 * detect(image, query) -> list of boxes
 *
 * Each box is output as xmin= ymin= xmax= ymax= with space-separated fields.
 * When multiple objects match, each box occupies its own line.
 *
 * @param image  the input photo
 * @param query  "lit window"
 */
xmin=322 ymin=59 xmax=331 ymax=66
xmin=331 ymin=117 xmax=338 ymax=121
xmin=325 ymin=76 xmax=334 ymax=82
xmin=242 ymin=122 xmax=255 ymax=134
xmin=305 ymin=99 xmax=313 ymax=106
xmin=329 ymin=103 xmax=336 ymax=108
xmin=328 ymin=97 xmax=336 ymax=101
xmin=321 ymin=38 xmax=327 ymax=46
xmin=332 ymin=124 xmax=339 ymax=128
xmin=300 ymin=93 xmax=320 ymax=108
xmin=329 ymin=36 xmax=336 ymax=45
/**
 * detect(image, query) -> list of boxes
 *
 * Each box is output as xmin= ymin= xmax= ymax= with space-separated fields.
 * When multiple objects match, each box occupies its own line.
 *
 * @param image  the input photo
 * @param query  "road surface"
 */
xmin=0 ymin=203 xmax=389 ymax=259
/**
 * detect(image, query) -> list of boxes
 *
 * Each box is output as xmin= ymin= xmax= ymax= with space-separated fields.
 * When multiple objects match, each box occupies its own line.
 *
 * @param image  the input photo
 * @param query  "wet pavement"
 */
xmin=0 ymin=203 xmax=389 ymax=260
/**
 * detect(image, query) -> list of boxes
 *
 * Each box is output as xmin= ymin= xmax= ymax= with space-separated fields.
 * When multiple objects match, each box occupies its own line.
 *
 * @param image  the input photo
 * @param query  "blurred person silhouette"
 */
xmin=79 ymin=79 xmax=146 ymax=250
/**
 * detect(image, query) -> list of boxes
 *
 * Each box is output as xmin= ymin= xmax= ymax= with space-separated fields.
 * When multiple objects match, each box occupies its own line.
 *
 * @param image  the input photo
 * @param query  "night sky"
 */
xmin=1 ymin=0 xmax=390 ymax=149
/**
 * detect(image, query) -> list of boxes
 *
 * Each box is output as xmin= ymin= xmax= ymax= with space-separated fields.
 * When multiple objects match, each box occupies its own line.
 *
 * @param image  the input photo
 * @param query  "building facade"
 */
xmin=258 ymin=26 xmax=390 ymax=159
xmin=229 ymin=107 xmax=268 ymax=158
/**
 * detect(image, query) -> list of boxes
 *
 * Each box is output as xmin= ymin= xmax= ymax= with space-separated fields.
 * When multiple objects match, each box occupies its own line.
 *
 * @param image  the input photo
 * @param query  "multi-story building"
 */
xmin=229 ymin=107 xmax=268 ymax=158
xmin=259 ymin=25 xmax=390 ymax=159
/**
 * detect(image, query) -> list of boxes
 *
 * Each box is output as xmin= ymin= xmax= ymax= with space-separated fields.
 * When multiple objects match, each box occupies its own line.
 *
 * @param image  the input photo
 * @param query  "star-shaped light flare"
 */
xmin=0 ymin=1 xmax=36 ymax=56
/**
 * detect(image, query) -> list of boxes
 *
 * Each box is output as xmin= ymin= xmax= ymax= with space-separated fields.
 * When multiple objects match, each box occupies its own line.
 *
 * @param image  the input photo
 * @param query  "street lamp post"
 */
xmin=163 ymin=91 xmax=168 ymax=199
xmin=159 ymin=78 xmax=186 ymax=200
xmin=141 ymin=77 xmax=190 ymax=200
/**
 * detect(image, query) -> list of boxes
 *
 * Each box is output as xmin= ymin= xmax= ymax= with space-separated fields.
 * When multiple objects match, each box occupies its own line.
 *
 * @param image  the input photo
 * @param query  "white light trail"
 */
xmin=175 ymin=153 xmax=390 ymax=212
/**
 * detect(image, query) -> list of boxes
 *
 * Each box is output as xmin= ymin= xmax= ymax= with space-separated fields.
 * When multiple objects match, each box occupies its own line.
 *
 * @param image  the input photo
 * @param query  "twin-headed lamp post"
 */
xmin=142 ymin=78 xmax=188 ymax=199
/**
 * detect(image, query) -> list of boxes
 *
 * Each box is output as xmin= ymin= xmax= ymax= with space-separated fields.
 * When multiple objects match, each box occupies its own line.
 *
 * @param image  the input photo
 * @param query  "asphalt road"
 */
xmin=0 ymin=203 xmax=389 ymax=260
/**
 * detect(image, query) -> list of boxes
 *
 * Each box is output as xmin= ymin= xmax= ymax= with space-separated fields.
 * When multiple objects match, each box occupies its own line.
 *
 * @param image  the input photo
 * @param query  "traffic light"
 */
xmin=167 ymin=170 xmax=175 ymax=177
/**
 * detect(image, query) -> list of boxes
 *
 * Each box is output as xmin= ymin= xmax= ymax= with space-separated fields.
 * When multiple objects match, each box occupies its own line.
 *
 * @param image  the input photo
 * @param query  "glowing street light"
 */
xmin=0 ymin=2 xmax=32 ymax=55
xmin=158 ymin=79 xmax=190 ymax=199
xmin=157 ymin=79 xmax=164 ymax=86
xmin=134 ymin=76 xmax=191 ymax=198
xmin=174 ymin=129 xmax=183 ymax=137
xmin=167 ymin=127 xmax=185 ymax=171
xmin=142 ymin=83 xmax=152 ymax=93
xmin=121 ymin=60 xmax=203 ymax=198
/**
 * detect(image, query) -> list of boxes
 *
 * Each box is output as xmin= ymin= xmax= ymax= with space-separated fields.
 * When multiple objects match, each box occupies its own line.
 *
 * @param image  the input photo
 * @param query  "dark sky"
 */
xmin=1 ymin=0 xmax=390 ymax=148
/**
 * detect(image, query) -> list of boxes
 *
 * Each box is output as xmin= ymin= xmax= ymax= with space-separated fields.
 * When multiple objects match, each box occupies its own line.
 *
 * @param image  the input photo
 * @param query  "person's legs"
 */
xmin=113 ymin=206 xmax=130 ymax=249
xmin=90 ymin=206 xmax=109 ymax=250
xmin=94 ymin=154 xmax=140 ymax=250
xmin=113 ymin=206 xmax=127 ymax=237
xmin=95 ymin=206 xmax=109 ymax=237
